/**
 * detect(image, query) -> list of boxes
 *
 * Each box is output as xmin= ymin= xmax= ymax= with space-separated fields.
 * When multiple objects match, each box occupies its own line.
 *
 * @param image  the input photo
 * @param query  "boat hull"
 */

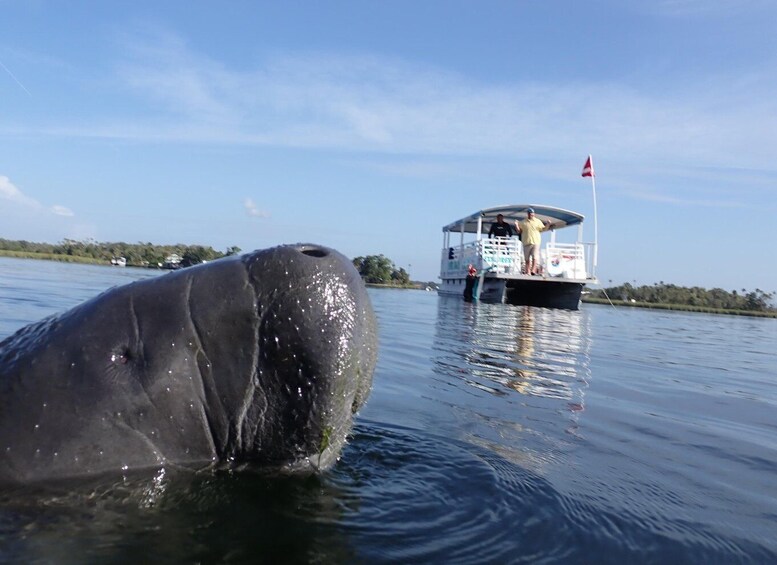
xmin=504 ymin=278 xmax=583 ymax=310
xmin=439 ymin=276 xmax=584 ymax=310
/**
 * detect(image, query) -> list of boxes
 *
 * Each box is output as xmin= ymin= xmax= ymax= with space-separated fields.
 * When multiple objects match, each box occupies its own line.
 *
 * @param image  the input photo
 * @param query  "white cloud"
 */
xmin=4 ymin=32 xmax=777 ymax=185
xmin=50 ymin=205 xmax=74 ymax=216
xmin=244 ymin=198 xmax=270 ymax=218
xmin=89 ymin=45 xmax=777 ymax=173
xmin=0 ymin=176 xmax=76 ymax=218
xmin=0 ymin=175 xmax=42 ymax=208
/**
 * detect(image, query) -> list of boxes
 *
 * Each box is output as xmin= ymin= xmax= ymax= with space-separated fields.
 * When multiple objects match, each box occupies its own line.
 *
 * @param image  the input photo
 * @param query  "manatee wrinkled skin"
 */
xmin=0 ymin=244 xmax=377 ymax=484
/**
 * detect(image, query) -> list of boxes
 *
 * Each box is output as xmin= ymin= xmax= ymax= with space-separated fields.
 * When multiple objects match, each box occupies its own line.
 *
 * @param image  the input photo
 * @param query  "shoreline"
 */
xmin=364 ymin=282 xmax=430 ymax=291
xmin=0 ymin=249 xmax=108 ymax=265
xmin=0 ymin=250 xmax=158 ymax=267
xmin=582 ymin=297 xmax=777 ymax=318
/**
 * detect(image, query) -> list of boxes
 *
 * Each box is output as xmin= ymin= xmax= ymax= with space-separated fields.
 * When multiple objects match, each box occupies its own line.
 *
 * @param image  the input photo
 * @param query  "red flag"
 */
xmin=582 ymin=155 xmax=595 ymax=177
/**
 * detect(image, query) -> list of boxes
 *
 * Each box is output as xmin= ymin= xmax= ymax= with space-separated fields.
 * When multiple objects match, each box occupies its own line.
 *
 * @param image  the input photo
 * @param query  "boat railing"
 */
xmin=441 ymin=238 xmax=596 ymax=280
xmin=441 ymin=237 xmax=523 ymax=277
xmin=480 ymin=238 xmax=523 ymax=274
xmin=543 ymin=242 xmax=593 ymax=280
xmin=441 ymin=241 xmax=478 ymax=277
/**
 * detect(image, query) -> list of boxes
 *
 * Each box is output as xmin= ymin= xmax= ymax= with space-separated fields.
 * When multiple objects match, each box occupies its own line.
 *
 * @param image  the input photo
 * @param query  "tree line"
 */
xmin=589 ymin=282 xmax=775 ymax=312
xmin=0 ymin=238 xmax=241 ymax=268
xmin=1 ymin=240 xmax=419 ymax=287
xmin=352 ymin=255 xmax=412 ymax=286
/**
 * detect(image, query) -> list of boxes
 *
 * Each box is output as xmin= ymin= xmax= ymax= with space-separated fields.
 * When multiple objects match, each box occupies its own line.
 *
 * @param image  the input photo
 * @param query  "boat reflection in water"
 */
xmin=432 ymin=296 xmax=592 ymax=470
xmin=504 ymin=306 xmax=588 ymax=412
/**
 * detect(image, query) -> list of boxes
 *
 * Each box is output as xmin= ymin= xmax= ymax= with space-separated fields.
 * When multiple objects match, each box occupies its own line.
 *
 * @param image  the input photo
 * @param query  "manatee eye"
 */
xmin=111 ymin=348 xmax=132 ymax=365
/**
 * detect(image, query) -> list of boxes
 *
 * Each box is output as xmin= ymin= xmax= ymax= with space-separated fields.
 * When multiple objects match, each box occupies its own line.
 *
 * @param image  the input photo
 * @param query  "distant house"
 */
xmin=163 ymin=254 xmax=182 ymax=269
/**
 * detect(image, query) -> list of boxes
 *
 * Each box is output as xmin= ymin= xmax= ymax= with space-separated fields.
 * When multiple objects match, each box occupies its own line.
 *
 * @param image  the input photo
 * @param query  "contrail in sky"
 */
xmin=0 ymin=59 xmax=31 ymax=96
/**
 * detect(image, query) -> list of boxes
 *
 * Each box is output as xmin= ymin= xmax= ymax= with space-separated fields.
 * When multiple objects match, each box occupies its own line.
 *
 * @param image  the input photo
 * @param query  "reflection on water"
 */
xmin=0 ymin=469 xmax=357 ymax=564
xmin=426 ymin=297 xmax=594 ymax=477
xmin=433 ymin=297 xmax=591 ymax=413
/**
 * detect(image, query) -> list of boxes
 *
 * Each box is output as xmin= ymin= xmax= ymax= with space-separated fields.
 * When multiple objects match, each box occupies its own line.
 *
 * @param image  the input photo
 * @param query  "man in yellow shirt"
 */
xmin=514 ymin=208 xmax=553 ymax=275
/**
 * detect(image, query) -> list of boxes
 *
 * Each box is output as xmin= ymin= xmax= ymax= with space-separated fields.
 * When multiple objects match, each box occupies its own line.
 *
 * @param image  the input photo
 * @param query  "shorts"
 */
xmin=523 ymin=243 xmax=540 ymax=262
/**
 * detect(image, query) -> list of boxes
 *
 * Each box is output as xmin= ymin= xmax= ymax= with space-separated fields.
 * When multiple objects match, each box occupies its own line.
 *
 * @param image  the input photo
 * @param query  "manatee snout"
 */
xmin=240 ymin=244 xmax=378 ymax=470
xmin=0 ymin=244 xmax=377 ymax=484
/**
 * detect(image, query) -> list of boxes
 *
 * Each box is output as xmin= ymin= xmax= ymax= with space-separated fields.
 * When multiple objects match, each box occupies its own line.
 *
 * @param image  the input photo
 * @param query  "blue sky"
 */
xmin=1 ymin=1 xmax=776 ymax=292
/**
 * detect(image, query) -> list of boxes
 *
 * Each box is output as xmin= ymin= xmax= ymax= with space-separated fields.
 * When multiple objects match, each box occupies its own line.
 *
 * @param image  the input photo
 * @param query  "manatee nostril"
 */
xmin=299 ymin=246 xmax=328 ymax=258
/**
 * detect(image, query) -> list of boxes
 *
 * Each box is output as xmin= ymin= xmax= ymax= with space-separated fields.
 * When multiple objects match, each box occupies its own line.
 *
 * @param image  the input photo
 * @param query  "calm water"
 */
xmin=0 ymin=257 xmax=776 ymax=563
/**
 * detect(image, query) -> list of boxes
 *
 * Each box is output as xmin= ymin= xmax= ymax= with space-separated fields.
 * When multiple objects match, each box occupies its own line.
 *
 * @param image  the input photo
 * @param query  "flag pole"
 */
xmin=582 ymin=155 xmax=598 ymax=279
xmin=591 ymin=166 xmax=598 ymax=277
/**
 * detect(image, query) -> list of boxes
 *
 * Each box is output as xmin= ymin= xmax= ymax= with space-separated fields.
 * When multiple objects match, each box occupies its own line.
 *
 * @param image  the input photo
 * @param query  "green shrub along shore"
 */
xmin=0 ymin=241 xmax=430 ymax=288
xmin=0 ymin=238 xmax=241 ymax=268
xmin=584 ymin=282 xmax=776 ymax=318
xmin=0 ymin=250 xmax=100 ymax=265
xmin=582 ymin=297 xmax=777 ymax=318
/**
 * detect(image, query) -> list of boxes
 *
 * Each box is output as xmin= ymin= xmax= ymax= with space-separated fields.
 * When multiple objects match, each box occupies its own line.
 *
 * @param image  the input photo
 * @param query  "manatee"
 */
xmin=0 ymin=244 xmax=377 ymax=484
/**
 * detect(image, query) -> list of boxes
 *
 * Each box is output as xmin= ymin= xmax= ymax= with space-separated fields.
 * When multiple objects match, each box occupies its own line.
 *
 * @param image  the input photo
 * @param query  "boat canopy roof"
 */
xmin=442 ymin=204 xmax=585 ymax=234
